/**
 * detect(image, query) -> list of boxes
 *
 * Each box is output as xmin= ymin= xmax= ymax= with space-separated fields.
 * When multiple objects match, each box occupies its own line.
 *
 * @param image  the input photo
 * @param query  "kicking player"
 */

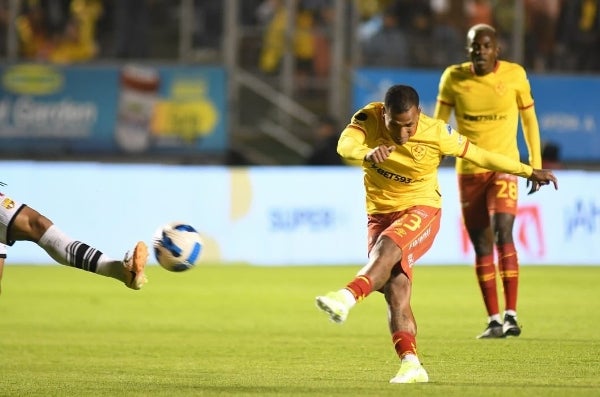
xmin=315 ymin=84 xmax=557 ymax=383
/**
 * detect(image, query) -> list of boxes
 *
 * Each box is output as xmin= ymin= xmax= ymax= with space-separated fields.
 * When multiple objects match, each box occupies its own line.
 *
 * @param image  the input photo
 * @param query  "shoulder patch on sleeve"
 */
xmin=354 ymin=112 xmax=368 ymax=122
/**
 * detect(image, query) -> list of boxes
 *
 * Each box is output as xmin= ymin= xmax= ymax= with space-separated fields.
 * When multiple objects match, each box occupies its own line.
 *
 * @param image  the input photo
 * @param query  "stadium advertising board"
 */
xmin=2 ymin=162 xmax=598 ymax=266
xmin=0 ymin=64 xmax=227 ymax=155
xmin=353 ymin=68 xmax=600 ymax=162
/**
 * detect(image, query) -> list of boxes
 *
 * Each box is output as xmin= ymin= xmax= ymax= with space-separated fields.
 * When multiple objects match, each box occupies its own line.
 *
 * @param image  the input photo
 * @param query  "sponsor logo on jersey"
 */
xmin=369 ymin=163 xmax=414 ymax=183
xmin=463 ymin=113 xmax=507 ymax=121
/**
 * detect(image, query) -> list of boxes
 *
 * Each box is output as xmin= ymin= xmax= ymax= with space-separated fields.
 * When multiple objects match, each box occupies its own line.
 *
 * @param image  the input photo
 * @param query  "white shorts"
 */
xmin=0 ymin=191 xmax=26 ymax=247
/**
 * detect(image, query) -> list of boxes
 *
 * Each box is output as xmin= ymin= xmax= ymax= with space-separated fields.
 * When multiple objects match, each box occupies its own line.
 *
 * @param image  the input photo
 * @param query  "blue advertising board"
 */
xmin=0 ymin=63 xmax=227 ymax=155
xmin=353 ymin=68 xmax=600 ymax=162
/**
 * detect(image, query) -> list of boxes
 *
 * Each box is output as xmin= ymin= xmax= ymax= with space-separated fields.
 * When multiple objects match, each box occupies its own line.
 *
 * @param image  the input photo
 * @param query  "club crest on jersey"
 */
xmin=411 ymin=144 xmax=426 ymax=161
xmin=495 ymin=81 xmax=507 ymax=96
xmin=1 ymin=197 xmax=15 ymax=210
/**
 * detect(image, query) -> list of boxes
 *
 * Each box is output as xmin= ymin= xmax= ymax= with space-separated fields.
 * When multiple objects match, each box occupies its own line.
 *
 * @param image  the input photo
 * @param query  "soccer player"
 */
xmin=315 ymin=84 xmax=557 ymax=383
xmin=433 ymin=24 xmax=542 ymax=339
xmin=0 ymin=187 xmax=148 ymax=295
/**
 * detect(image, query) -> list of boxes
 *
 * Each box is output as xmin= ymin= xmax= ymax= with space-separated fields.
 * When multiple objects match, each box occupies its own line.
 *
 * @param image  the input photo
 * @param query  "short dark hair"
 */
xmin=384 ymin=85 xmax=420 ymax=113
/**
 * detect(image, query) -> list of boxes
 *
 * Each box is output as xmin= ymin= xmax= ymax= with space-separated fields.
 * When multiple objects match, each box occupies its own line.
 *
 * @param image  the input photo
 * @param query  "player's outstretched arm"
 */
xmin=527 ymin=169 xmax=558 ymax=194
xmin=461 ymin=142 xmax=558 ymax=191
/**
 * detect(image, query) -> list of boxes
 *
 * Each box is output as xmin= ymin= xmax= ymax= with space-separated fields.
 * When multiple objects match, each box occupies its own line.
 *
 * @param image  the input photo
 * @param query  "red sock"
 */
xmin=391 ymin=331 xmax=417 ymax=359
xmin=475 ymin=254 xmax=499 ymax=316
xmin=497 ymin=243 xmax=519 ymax=312
xmin=345 ymin=275 xmax=372 ymax=302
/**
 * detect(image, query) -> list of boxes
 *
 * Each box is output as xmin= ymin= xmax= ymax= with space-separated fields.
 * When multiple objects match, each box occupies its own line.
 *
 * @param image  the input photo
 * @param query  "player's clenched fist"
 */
xmin=365 ymin=145 xmax=396 ymax=163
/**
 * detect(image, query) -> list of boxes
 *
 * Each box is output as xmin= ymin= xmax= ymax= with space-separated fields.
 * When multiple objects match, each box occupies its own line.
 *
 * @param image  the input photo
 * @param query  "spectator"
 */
xmin=49 ymin=0 xmax=103 ymax=64
xmin=542 ymin=141 xmax=563 ymax=169
xmin=464 ymin=0 xmax=493 ymax=27
xmin=430 ymin=0 xmax=464 ymax=67
xmin=311 ymin=3 xmax=333 ymax=80
xmin=258 ymin=0 xmax=287 ymax=74
xmin=0 ymin=1 xmax=9 ymax=55
xmin=492 ymin=0 xmax=516 ymax=51
xmin=193 ymin=1 xmax=223 ymax=56
xmin=294 ymin=7 xmax=317 ymax=93
xmin=523 ymin=0 xmax=561 ymax=71
xmin=305 ymin=115 xmax=344 ymax=166
xmin=361 ymin=7 xmax=409 ymax=67
xmin=16 ymin=0 xmax=102 ymax=63
xmin=554 ymin=0 xmax=600 ymax=72
xmin=391 ymin=0 xmax=433 ymax=67
xmin=16 ymin=0 xmax=54 ymax=59
xmin=113 ymin=0 xmax=150 ymax=59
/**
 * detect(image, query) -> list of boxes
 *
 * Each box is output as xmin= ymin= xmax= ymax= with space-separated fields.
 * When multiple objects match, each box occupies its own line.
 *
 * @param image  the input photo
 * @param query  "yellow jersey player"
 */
xmin=315 ymin=84 xmax=556 ymax=383
xmin=434 ymin=24 xmax=542 ymax=339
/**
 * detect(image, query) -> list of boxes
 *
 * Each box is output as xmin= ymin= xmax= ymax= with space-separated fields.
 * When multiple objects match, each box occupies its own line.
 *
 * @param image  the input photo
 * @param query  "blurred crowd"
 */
xmin=0 ymin=0 xmax=159 ymax=63
xmin=1 ymin=0 xmax=599 ymax=74
xmin=356 ymin=0 xmax=600 ymax=73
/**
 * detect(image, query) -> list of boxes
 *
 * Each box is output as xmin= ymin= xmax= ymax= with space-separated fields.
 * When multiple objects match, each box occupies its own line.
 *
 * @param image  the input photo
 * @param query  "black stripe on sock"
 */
xmin=67 ymin=242 xmax=102 ymax=273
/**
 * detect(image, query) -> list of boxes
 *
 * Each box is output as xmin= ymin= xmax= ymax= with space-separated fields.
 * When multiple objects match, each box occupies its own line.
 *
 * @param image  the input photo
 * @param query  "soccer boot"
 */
xmin=389 ymin=361 xmax=429 ymax=384
xmin=476 ymin=320 xmax=504 ymax=339
xmin=503 ymin=314 xmax=522 ymax=337
xmin=315 ymin=291 xmax=349 ymax=324
xmin=123 ymin=241 xmax=149 ymax=290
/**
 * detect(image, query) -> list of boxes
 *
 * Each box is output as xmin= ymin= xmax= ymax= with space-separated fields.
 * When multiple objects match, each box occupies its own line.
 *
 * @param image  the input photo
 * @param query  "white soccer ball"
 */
xmin=152 ymin=222 xmax=203 ymax=272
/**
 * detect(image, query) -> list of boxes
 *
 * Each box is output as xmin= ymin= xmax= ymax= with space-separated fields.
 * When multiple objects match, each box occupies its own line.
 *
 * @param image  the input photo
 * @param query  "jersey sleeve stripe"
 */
xmin=519 ymin=102 xmax=535 ymax=110
xmin=459 ymin=140 xmax=470 ymax=157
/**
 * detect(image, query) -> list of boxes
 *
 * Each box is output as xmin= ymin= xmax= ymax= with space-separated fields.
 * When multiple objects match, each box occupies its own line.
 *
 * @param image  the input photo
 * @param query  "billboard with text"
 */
xmin=1 ymin=162 xmax=598 ymax=266
xmin=0 ymin=63 xmax=227 ymax=155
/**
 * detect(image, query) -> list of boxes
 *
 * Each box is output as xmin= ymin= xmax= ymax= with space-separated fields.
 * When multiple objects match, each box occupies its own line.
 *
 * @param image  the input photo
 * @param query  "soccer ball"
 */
xmin=152 ymin=222 xmax=203 ymax=272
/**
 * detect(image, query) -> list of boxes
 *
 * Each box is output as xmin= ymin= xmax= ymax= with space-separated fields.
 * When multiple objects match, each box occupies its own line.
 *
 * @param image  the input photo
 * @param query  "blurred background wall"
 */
xmin=0 ymin=0 xmax=598 ymax=167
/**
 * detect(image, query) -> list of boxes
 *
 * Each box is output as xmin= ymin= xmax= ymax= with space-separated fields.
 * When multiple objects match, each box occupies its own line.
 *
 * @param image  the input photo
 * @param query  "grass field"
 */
xmin=0 ymin=264 xmax=599 ymax=396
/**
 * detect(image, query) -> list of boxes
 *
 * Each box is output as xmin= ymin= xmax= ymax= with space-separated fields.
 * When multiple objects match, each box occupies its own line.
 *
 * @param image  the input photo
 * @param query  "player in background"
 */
xmin=0 ymin=185 xmax=148 ymax=295
xmin=315 ymin=85 xmax=557 ymax=383
xmin=433 ymin=24 xmax=542 ymax=339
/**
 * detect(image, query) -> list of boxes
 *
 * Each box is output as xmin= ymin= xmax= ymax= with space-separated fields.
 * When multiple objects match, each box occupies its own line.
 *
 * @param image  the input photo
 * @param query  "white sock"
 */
xmin=489 ymin=314 xmax=502 ymax=324
xmin=504 ymin=310 xmax=517 ymax=318
xmin=339 ymin=288 xmax=357 ymax=309
xmin=402 ymin=354 xmax=420 ymax=364
xmin=38 ymin=225 xmax=76 ymax=266
xmin=38 ymin=225 xmax=125 ymax=282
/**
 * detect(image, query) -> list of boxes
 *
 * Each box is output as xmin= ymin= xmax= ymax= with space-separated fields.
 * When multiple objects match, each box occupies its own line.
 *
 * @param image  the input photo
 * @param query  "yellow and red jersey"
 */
xmin=337 ymin=102 xmax=532 ymax=214
xmin=434 ymin=60 xmax=542 ymax=174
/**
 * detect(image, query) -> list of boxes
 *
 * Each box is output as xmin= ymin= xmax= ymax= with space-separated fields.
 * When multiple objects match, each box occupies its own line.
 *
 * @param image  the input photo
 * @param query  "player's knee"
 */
xmin=493 ymin=226 xmax=514 ymax=245
xmin=30 ymin=213 xmax=53 ymax=241
xmin=13 ymin=206 xmax=53 ymax=241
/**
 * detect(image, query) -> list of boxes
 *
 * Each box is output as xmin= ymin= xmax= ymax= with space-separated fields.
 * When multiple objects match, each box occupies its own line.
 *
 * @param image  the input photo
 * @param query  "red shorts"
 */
xmin=458 ymin=172 xmax=518 ymax=229
xmin=367 ymin=205 xmax=441 ymax=280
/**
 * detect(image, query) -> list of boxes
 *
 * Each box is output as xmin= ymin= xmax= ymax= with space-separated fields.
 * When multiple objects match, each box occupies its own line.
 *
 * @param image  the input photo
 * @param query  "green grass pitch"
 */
xmin=0 ymin=263 xmax=599 ymax=396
